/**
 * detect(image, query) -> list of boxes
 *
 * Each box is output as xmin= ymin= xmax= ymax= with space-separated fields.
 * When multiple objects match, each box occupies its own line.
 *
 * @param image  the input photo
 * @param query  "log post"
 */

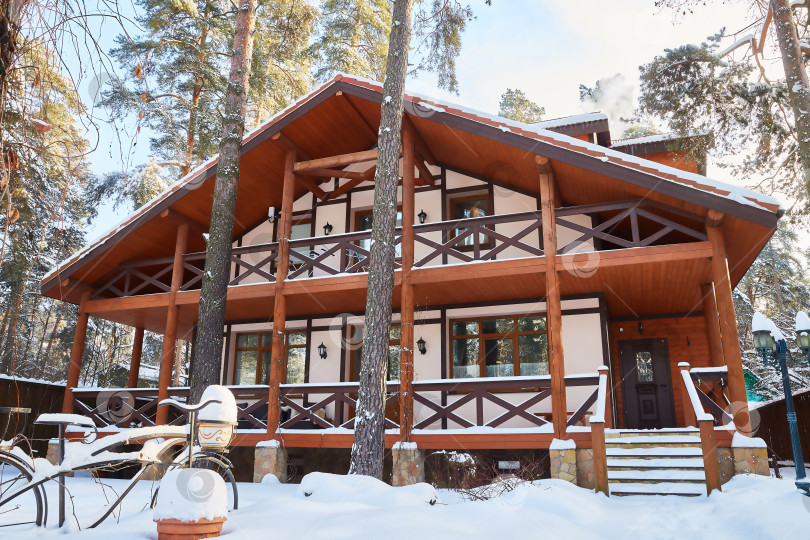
xmin=700 ymin=418 xmax=722 ymax=494
xmin=62 ymin=291 xmax=92 ymax=413
xmin=399 ymin=122 xmax=416 ymax=441
xmin=680 ymin=362 xmax=697 ymax=427
xmin=701 ymin=284 xmax=725 ymax=368
xmin=705 ymin=211 xmax=751 ymax=436
xmin=156 ymin=222 xmax=189 ymax=425
xmin=267 ymin=150 xmax=296 ymax=437
xmin=127 ymin=327 xmax=145 ymax=389
xmin=537 ymin=156 xmax=567 ymax=438
xmin=591 ymin=421 xmax=609 ymax=495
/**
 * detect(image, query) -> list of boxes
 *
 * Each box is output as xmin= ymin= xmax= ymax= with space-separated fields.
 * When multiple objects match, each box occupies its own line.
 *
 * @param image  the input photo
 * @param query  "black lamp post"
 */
xmin=752 ymin=311 xmax=810 ymax=495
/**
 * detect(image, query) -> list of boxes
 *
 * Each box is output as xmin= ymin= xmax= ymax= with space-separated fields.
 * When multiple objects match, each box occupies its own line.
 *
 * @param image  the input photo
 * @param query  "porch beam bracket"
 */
xmin=294 ymin=148 xmax=378 ymax=173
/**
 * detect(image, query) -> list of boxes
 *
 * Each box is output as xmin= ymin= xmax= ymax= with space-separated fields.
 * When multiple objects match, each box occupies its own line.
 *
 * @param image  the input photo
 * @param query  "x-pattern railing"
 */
xmin=556 ymin=199 xmax=707 ymax=254
xmin=690 ymin=368 xmax=733 ymax=425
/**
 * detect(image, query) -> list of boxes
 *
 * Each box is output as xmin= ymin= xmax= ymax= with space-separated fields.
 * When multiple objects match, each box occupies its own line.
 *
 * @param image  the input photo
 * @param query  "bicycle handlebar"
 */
xmin=157 ymin=398 xmax=222 ymax=413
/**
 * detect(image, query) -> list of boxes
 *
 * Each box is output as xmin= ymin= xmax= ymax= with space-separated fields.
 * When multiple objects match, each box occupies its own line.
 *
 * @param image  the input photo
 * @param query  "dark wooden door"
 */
xmin=618 ymin=338 xmax=676 ymax=429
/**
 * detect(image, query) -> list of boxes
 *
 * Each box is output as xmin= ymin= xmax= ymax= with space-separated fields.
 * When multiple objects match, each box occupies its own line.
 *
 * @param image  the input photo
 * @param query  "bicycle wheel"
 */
xmin=150 ymin=452 xmax=239 ymax=510
xmin=0 ymin=451 xmax=47 ymax=529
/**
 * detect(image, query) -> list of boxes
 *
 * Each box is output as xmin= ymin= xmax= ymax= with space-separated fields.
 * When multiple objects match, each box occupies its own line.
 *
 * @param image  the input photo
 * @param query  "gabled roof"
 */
xmin=42 ymin=74 xmax=782 ymax=302
xmin=610 ymin=131 xmax=711 ymax=156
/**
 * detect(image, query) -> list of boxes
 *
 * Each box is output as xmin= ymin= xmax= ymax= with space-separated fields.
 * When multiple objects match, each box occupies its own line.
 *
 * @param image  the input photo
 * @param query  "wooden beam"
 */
xmin=295 ymin=175 xmax=327 ymax=200
xmin=399 ymin=123 xmax=416 ymax=442
xmin=294 ymin=148 xmax=378 ymax=173
xmin=413 ymin=155 xmax=435 ymax=186
xmin=325 ymin=165 xmax=376 ymax=200
xmin=156 ymin=222 xmax=188 ymax=425
xmin=538 ymin=158 xmax=567 ymax=439
xmin=59 ymin=278 xmax=95 ymax=298
xmin=270 ymin=131 xmax=311 ymax=161
xmin=62 ymin=290 xmax=91 ymax=413
xmin=706 ymin=213 xmax=751 ymax=436
xmin=160 ymin=209 xmax=207 ymax=236
xmin=306 ymin=168 xmax=367 ymax=181
xmin=267 ymin=150 xmax=297 ymax=438
xmin=127 ymin=327 xmax=145 ymax=389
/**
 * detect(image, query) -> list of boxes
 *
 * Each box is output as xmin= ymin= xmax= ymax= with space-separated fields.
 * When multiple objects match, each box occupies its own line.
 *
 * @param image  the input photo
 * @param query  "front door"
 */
xmin=618 ymin=338 xmax=676 ymax=429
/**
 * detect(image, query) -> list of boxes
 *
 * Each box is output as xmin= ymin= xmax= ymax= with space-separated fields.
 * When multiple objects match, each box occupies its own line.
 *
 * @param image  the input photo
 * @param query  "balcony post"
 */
xmin=127 ymin=327 xmax=145 ymax=389
xmin=399 ymin=121 xmax=416 ymax=441
xmin=537 ymin=155 xmax=567 ymax=438
xmin=157 ymin=222 xmax=189 ymax=424
xmin=705 ymin=210 xmax=751 ymax=436
xmin=267 ymin=150 xmax=296 ymax=437
xmin=701 ymin=283 xmax=725 ymax=368
xmin=62 ymin=290 xmax=91 ymax=413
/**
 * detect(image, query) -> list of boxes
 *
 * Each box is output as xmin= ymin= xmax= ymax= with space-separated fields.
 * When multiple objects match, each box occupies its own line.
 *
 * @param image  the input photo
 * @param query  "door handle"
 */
xmin=659 ymin=384 xmax=668 ymax=390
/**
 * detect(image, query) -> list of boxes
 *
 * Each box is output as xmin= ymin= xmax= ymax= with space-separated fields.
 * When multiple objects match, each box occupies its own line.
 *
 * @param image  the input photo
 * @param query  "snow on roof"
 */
xmin=43 ymin=73 xmax=782 ymax=288
xmin=532 ymin=112 xmax=608 ymax=129
xmin=610 ymin=131 xmax=710 ymax=149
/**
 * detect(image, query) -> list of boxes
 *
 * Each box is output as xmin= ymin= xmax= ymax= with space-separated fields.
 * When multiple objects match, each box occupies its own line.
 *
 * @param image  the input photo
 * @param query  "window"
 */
xmin=636 ymin=351 xmax=654 ymax=383
xmin=354 ymin=208 xmax=402 ymax=258
xmin=288 ymin=217 xmax=312 ymax=271
xmin=450 ymin=315 xmax=548 ymax=378
xmin=233 ymin=330 xmax=307 ymax=385
xmin=349 ymin=324 xmax=401 ymax=382
xmin=448 ymin=193 xmax=490 ymax=248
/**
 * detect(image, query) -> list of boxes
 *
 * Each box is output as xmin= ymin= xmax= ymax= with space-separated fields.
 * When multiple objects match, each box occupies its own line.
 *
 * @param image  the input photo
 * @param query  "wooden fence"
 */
xmin=0 ymin=376 xmax=65 ymax=457
xmin=754 ymin=387 xmax=810 ymax=463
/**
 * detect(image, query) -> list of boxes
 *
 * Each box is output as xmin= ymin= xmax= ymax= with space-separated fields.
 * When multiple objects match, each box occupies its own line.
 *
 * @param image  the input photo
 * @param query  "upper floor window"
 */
xmin=449 ymin=192 xmax=490 ymax=248
xmin=234 ymin=330 xmax=307 ymax=385
xmin=451 ymin=315 xmax=548 ymax=378
xmin=354 ymin=208 xmax=402 ymax=258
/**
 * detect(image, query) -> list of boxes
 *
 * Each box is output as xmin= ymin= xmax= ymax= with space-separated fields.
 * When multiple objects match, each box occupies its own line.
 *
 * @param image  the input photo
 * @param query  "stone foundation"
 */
xmin=391 ymin=442 xmax=426 ymax=486
xmin=576 ymin=448 xmax=595 ymax=489
xmin=733 ymin=445 xmax=769 ymax=477
xmin=717 ymin=447 xmax=735 ymax=484
xmin=254 ymin=441 xmax=288 ymax=483
xmin=549 ymin=440 xmax=577 ymax=484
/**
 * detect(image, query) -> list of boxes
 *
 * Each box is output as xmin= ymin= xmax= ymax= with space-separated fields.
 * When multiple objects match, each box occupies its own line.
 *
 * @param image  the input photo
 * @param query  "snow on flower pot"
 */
xmin=154 ymin=468 xmax=228 ymax=539
xmin=197 ymin=386 xmax=238 ymax=450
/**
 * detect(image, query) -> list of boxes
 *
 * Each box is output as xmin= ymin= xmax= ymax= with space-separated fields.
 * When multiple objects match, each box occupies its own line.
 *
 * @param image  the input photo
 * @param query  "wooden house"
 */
xmin=42 ymin=74 xmax=781 ymax=494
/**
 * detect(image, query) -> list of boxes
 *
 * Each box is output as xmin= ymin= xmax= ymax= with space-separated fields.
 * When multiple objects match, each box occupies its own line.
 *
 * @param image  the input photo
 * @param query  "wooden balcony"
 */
xmin=81 ymin=199 xmax=712 ymax=331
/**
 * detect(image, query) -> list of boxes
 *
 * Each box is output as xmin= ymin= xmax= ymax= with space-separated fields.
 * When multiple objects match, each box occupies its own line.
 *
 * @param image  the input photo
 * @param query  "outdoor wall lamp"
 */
xmin=323 ymin=222 xmax=333 ymax=235
xmin=638 ymin=321 xmax=644 ymax=335
xmin=752 ymin=311 xmax=810 ymax=495
xmin=318 ymin=342 xmax=327 ymax=359
xmin=418 ymin=209 xmax=427 ymax=224
xmin=417 ymin=337 xmax=427 ymax=355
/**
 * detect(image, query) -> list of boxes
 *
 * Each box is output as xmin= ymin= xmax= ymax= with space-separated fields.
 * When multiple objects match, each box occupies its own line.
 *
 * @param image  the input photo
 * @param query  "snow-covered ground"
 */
xmin=13 ymin=472 xmax=810 ymax=539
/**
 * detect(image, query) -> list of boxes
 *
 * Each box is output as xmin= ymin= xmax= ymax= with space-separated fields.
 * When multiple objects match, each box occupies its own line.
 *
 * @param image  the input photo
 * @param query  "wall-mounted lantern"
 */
xmin=318 ymin=342 xmax=327 ymax=359
xmin=638 ymin=321 xmax=644 ymax=335
xmin=417 ymin=337 xmax=427 ymax=355
xmin=418 ymin=209 xmax=427 ymax=224
xmin=323 ymin=222 xmax=333 ymax=235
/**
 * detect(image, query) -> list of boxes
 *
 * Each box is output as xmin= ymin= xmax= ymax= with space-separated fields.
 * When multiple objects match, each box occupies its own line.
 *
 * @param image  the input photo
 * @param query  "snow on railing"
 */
xmin=588 ymin=366 xmax=609 ymax=424
xmin=679 ymin=362 xmax=714 ymax=423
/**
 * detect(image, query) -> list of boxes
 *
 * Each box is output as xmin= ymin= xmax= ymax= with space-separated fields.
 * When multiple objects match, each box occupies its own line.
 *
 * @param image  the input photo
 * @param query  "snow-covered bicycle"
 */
xmin=0 ymin=385 xmax=239 ymax=531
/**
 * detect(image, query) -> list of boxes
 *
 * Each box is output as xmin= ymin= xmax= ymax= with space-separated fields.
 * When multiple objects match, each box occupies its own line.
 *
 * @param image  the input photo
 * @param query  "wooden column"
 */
xmin=62 ymin=290 xmax=91 ymax=413
xmin=537 ymin=155 xmax=567 ymax=438
xmin=700 ymin=418 xmax=722 ymax=494
xmin=156 ymin=222 xmax=189 ymax=425
xmin=701 ymin=284 xmax=725 ymax=368
xmin=399 ymin=122 xmax=416 ymax=441
xmin=267 ymin=150 xmax=296 ymax=437
xmin=127 ymin=327 xmax=145 ymax=389
xmin=706 ymin=210 xmax=751 ymax=436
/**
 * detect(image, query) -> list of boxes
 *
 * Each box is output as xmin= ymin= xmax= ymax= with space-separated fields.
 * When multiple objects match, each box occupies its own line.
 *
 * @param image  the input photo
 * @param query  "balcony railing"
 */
xmin=71 ymin=372 xmax=601 ymax=432
xmin=90 ymin=199 xmax=707 ymax=299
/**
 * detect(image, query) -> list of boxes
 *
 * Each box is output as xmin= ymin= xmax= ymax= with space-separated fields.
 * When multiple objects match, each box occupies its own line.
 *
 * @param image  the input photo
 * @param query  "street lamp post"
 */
xmin=752 ymin=311 xmax=810 ymax=495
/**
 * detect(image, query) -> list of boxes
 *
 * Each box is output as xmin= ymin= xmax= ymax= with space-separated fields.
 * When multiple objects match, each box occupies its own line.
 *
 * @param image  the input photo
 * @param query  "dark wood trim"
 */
xmin=611 ymin=311 xmax=704 ymax=323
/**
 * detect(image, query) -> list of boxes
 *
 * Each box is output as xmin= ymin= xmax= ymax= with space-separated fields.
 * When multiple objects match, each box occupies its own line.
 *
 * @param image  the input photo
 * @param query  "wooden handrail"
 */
xmin=679 ymin=362 xmax=722 ymax=494
xmin=590 ymin=366 xmax=610 ymax=496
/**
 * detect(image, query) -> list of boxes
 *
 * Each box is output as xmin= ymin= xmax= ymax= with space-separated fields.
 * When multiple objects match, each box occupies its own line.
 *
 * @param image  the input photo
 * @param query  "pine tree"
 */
xmin=498 ymin=88 xmax=544 ymax=123
xmin=190 ymin=0 xmax=258 ymax=403
xmin=102 ymin=0 xmax=317 ymax=182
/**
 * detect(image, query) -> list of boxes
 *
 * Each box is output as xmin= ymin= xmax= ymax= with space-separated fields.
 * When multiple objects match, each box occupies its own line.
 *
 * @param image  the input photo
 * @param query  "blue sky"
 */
xmin=80 ymin=0 xmax=760 ymax=238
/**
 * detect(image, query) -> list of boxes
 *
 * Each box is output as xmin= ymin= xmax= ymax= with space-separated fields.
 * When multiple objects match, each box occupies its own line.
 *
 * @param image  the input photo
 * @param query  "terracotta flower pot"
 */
xmin=155 ymin=516 xmax=226 ymax=540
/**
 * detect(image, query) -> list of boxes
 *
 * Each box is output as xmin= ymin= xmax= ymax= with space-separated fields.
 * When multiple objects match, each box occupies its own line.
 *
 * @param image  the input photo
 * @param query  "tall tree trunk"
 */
xmin=0 ymin=281 xmax=23 ymax=374
xmin=349 ymin=0 xmax=414 ymax=479
xmin=190 ymin=0 xmax=257 ymax=404
xmin=182 ymin=10 xmax=211 ymax=177
xmin=772 ymin=0 xmax=810 ymax=196
xmin=39 ymin=307 xmax=63 ymax=379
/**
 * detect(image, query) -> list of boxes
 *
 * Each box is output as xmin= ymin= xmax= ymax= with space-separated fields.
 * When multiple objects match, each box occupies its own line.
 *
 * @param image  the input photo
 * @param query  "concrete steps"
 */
xmin=605 ymin=429 xmax=707 ymax=497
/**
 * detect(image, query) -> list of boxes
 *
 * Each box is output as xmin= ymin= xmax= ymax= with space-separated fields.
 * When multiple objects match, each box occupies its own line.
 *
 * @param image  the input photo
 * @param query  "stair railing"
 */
xmin=589 ymin=365 xmax=610 ymax=496
xmin=679 ymin=362 xmax=722 ymax=494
